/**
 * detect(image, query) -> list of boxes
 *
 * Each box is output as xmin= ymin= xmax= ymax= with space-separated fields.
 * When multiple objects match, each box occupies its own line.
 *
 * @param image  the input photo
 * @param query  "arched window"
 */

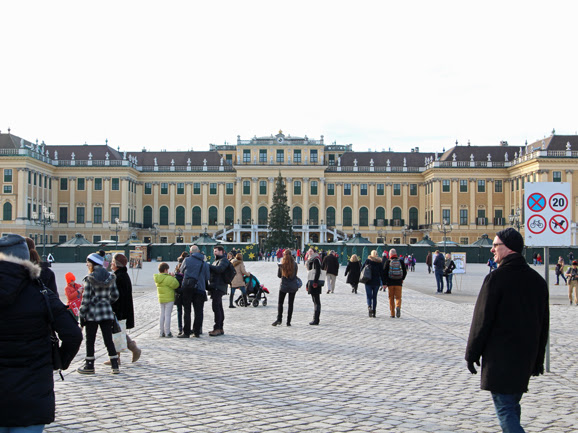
xmin=242 ymin=206 xmax=252 ymax=224
xmin=192 ymin=206 xmax=201 ymax=226
xmin=143 ymin=206 xmax=153 ymax=228
xmin=2 ymin=202 xmax=12 ymax=221
xmin=159 ymin=206 xmax=169 ymax=226
xmin=258 ymin=206 xmax=268 ymax=225
xmin=376 ymin=206 xmax=385 ymax=220
xmin=225 ymin=206 xmax=235 ymax=225
xmin=392 ymin=207 xmax=402 ymax=220
xmin=208 ymin=206 xmax=218 ymax=225
xmin=292 ymin=207 xmax=302 ymax=225
xmin=326 ymin=207 xmax=336 ymax=226
xmin=175 ymin=206 xmax=185 ymax=226
xmin=309 ymin=206 xmax=318 ymax=225
xmin=409 ymin=207 xmax=418 ymax=228
xmin=343 ymin=207 xmax=352 ymax=226
xmin=359 ymin=207 xmax=368 ymax=226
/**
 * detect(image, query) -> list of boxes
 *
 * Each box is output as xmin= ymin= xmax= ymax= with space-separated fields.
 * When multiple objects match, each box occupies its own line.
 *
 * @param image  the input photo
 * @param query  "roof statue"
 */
xmin=403 ymin=157 xmax=407 ymax=167
xmin=337 ymin=156 xmax=341 ymax=166
xmin=123 ymin=151 xmax=127 ymax=160
xmin=504 ymin=152 xmax=508 ymax=161
xmin=88 ymin=152 xmax=92 ymax=160
xmin=567 ymin=141 xmax=572 ymax=151
xmin=187 ymin=158 xmax=191 ymax=166
xmin=71 ymin=152 xmax=75 ymax=160
xmin=203 ymin=158 xmax=207 ymax=166
xmin=387 ymin=159 xmax=390 ymax=167
xmin=20 ymin=138 xmax=24 ymax=148
xmin=487 ymin=153 xmax=491 ymax=162
xmin=353 ymin=159 xmax=358 ymax=167
xmin=154 ymin=157 xmax=158 ymax=166
xmin=105 ymin=152 xmax=109 ymax=160
xmin=220 ymin=156 xmax=223 ymax=166
xmin=171 ymin=159 xmax=175 ymax=166
xmin=514 ymin=152 xmax=518 ymax=159
xmin=452 ymin=153 xmax=456 ymax=161
xmin=54 ymin=151 xmax=58 ymax=160
xmin=470 ymin=153 xmax=474 ymax=162
xmin=370 ymin=158 xmax=374 ymax=167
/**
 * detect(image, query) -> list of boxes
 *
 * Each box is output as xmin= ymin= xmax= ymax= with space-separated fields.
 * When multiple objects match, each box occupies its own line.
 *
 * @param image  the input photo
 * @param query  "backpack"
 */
xmin=223 ymin=261 xmax=237 ymax=285
xmin=388 ymin=258 xmax=403 ymax=280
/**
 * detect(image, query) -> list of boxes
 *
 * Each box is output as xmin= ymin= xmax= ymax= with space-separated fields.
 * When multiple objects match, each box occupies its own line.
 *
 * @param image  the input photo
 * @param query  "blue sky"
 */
xmin=1 ymin=1 xmax=577 ymax=153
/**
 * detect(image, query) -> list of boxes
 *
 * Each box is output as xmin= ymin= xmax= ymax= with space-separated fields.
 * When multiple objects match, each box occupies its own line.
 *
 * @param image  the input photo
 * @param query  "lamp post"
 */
xmin=509 ymin=207 xmax=522 ymax=231
xmin=174 ymin=227 xmax=184 ymax=243
xmin=148 ymin=223 xmax=160 ymax=244
xmin=31 ymin=205 xmax=55 ymax=260
xmin=437 ymin=219 xmax=454 ymax=254
xmin=401 ymin=224 xmax=413 ymax=245
xmin=109 ymin=217 xmax=125 ymax=249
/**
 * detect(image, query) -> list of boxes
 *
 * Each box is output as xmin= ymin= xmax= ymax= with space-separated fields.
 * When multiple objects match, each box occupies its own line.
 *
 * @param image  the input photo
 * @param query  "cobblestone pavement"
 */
xmin=46 ymin=261 xmax=577 ymax=432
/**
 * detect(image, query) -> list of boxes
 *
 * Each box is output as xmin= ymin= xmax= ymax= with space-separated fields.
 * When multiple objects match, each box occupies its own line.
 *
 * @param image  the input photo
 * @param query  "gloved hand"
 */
xmin=467 ymin=360 xmax=480 ymax=374
xmin=532 ymin=364 xmax=544 ymax=376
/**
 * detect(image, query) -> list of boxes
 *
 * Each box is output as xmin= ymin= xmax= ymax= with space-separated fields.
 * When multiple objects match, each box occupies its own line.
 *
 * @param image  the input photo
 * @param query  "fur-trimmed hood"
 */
xmin=367 ymin=255 xmax=382 ymax=263
xmin=84 ymin=266 xmax=116 ymax=288
xmin=0 ymin=253 xmax=42 ymax=306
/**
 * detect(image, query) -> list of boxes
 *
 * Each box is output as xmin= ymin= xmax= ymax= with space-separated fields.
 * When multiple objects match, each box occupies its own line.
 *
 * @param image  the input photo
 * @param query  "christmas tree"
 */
xmin=265 ymin=173 xmax=294 ymax=249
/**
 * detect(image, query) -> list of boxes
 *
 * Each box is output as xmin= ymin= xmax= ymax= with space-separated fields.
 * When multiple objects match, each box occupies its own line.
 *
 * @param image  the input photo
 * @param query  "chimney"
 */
xmin=500 ymin=141 xmax=508 ymax=146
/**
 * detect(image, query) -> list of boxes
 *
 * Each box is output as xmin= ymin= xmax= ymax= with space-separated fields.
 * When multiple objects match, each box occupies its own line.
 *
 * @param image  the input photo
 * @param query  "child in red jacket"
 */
xmin=64 ymin=272 xmax=84 ymax=321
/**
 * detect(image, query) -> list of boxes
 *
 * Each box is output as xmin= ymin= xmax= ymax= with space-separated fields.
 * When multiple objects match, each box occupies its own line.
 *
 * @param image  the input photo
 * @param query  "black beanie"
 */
xmin=496 ymin=228 xmax=524 ymax=254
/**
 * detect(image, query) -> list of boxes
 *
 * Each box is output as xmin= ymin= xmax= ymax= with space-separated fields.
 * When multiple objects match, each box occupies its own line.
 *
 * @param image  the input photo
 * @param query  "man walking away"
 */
xmin=179 ymin=245 xmax=210 ymax=338
xmin=383 ymin=249 xmax=407 ymax=318
xmin=433 ymin=250 xmax=445 ymax=293
xmin=207 ymin=246 xmax=231 ymax=336
xmin=322 ymin=250 xmax=339 ymax=294
xmin=465 ymin=228 xmax=549 ymax=433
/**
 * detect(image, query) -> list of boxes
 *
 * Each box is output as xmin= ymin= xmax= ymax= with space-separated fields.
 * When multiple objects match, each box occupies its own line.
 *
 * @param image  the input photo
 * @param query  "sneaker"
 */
xmin=159 ymin=333 xmax=165 ymax=338
xmin=396 ymin=307 xmax=401 ymax=318
xmin=166 ymin=333 xmax=173 ymax=338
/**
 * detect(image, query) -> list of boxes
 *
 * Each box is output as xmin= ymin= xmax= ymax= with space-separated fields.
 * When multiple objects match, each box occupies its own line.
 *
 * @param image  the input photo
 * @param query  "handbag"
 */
xmin=112 ymin=316 xmax=128 ymax=352
xmin=296 ymin=277 xmax=303 ymax=289
xmin=359 ymin=264 xmax=372 ymax=284
xmin=39 ymin=283 xmax=65 ymax=380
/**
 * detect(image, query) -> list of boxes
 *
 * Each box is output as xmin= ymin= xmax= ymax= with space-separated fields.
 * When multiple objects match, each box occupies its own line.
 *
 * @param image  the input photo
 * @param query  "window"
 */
xmin=93 ymin=207 xmax=102 ymax=224
xmin=359 ymin=207 xmax=369 ymax=226
xmin=293 ymin=181 xmax=301 ymax=195
xmin=59 ymin=207 xmax=68 ymax=224
xmin=77 ymin=178 xmax=85 ymax=191
xmin=410 ymin=184 xmax=418 ymax=195
xmin=192 ymin=206 xmax=201 ymax=225
xmin=177 ymin=183 xmax=185 ymax=194
xmin=28 ymin=171 xmax=31 ymax=184
xmin=210 ymin=183 xmax=217 ymax=195
xmin=310 ymin=180 xmax=318 ymax=195
xmin=409 ymin=207 xmax=418 ymax=228
xmin=208 ymin=206 xmax=218 ymax=225
xmin=258 ymin=207 xmax=268 ymax=225
xmin=276 ymin=150 xmax=284 ymax=163
xmin=243 ymin=180 xmax=250 ymax=195
xmin=460 ymin=237 xmax=469 ymax=245
xmin=442 ymin=179 xmax=450 ymax=192
xmin=393 ymin=184 xmax=401 ymax=196
xmin=442 ymin=209 xmax=450 ymax=223
xmin=326 ymin=207 xmax=335 ymax=226
xmin=344 ymin=183 xmax=351 ymax=195
xmin=76 ymin=207 xmax=85 ymax=224
xmin=377 ymin=184 xmax=385 ymax=196
xmin=112 ymin=178 xmax=120 ymax=191
xmin=328 ymin=154 xmax=335 ymax=166
xmin=310 ymin=150 xmax=318 ymax=163
xmin=3 ymin=202 xmax=12 ymax=221
xmin=360 ymin=184 xmax=368 ymax=196
xmin=516 ymin=178 xmax=519 ymax=190
xmin=145 ymin=183 xmax=152 ymax=194
xmin=327 ymin=183 xmax=335 ymax=195
xmin=93 ymin=235 xmax=102 ymax=243
xmin=293 ymin=207 xmax=302 ymax=225
xmin=243 ymin=150 xmax=251 ymax=163
xmin=3 ymin=169 xmax=12 ymax=182
xmin=225 ymin=154 xmax=233 ymax=165
xmin=161 ymin=183 xmax=168 ymax=194
xmin=159 ymin=206 xmax=169 ymax=225
xmin=242 ymin=207 xmax=251 ymax=224
xmin=193 ymin=183 xmax=201 ymax=194
xmin=553 ymin=171 xmax=562 ymax=182
xmin=60 ymin=178 xmax=68 ymax=190
xmin=3 ymin=185 xmax=12 ymax=194
xmin=33 ymin=173 xmax=37 ymax=186
xmin=477 ymin=209 xmax=486 ymax=225
xmin=495 ymin=180 xmax=503 ymax=193
xmin=376 ymin=207 xmax=386 ymax=225
xmin=259 ymin=149 xmax=267 ymax=163
xmin=511 ymin=180 xmax=514 ymax=192
xmin=477 ymin=180 xmax=486 ymax=193
xmin=222 ymin=207 xmax=233 ymax=225
xmin=294 ymin=150 xmax=302 ymax=163
xmin=494 ymin=209 xmax=504 ymax=225
xmin=94 ymin=178 xmax=102 ymax=190
xmin=111 ymin=207 xmax=120 ymax=222
xmin=259 ymin=181 xmax=267 ymax=195
xmin=226 ymin=183 xmax=233 ymax=195
xmin=343 ymin=207 xmax=352 ymax=226
xmin=143 ymin=206 xmax=153 ymax=228
xmin=58 ymin=235 xmax=67 ymax=244
xmin=309 ymin=207 xmax=319 ymax=225
xmin=460 ymin=209 xmax=468 ymax=225
xmin=460 ymin=180 xmax=468 ymax=192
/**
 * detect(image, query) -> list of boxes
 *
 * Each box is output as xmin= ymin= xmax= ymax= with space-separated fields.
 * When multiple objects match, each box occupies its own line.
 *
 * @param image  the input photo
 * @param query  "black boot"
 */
xmin=229 ymin=292 xmax=236 ymax=308
xmin=372 ymin=309 xmax=376 ymax=318
xmin=77 ymin=357 xmax=95 ymax=375
xmin=368 ymin=306 xmax=372 ymax=317
xmin=243 ymin=294 xmax=249 ymax=307
xmin=110 ymin=356 xmax=120 ymax=374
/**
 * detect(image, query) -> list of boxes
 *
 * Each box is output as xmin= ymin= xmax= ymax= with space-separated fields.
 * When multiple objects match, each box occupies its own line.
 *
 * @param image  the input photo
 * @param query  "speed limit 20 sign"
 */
xmin=525 ymin=183 xmax=571 ymax=247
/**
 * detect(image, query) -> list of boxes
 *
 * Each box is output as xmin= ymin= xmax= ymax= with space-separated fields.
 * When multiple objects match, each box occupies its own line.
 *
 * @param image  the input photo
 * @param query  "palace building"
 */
xmin=1 ymin=128 xmax=578 ymax=250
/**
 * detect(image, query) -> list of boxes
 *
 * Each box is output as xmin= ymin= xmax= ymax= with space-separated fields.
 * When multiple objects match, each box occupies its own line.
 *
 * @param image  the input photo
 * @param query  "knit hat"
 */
xmin=0 ymin=234 xmax=30 ymax=260
xmin=496 ymin=228 xmax=524 ymax=254
xmin=87 ymin=252 xmax=105 ymax=266
xmin=65 ymin=272 xmax=76 ymax=284
xmin=113 ymin=253 xmax=128 ymax=267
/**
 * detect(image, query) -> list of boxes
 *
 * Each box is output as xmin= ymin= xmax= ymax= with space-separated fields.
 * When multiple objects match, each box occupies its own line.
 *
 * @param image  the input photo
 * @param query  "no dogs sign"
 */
xmin=525 ymin=183 xmax=571 ymax=246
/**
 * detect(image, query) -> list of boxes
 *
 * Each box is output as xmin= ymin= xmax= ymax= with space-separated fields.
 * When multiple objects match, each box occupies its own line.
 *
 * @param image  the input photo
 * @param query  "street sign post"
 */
xmin=525 ymin=183 xmax=571 ymax=247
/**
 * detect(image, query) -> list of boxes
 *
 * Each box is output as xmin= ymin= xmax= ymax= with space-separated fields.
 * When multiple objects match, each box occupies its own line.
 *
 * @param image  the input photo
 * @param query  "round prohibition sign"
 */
xmin=527 ymin=215 xmax=547 ymax=234
xmin=549 ymin=193 xmax=569 ymax=212
xmin=527 ymin=193 xmax=547 ymax=212
xmin=549 ymin=215 xmax=569 ymax=234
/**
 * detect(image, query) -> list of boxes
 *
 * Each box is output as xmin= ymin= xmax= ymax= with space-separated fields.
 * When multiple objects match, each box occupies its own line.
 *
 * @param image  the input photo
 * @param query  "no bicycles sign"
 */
xmin=525 ymin=183 xmax=571 ymax=246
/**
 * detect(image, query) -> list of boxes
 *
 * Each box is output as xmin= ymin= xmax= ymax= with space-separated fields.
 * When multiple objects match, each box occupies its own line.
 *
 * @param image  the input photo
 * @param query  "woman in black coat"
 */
xmin=305 ymin=249 xmax=324 ymax=325
xmin=272 ymin=249 xmax=299 ymax=327
xmin=344 ymin=254 xmax=362 ymax=293
xmin=0 ymin=234 xmax=82 ymax=431
xmin=111 ymin=253 xmax=141 ymax=363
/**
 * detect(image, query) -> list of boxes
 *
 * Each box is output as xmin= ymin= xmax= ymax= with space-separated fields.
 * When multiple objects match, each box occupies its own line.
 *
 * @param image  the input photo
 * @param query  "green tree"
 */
xmin=265 ymin=173 xmax=294 ymax=249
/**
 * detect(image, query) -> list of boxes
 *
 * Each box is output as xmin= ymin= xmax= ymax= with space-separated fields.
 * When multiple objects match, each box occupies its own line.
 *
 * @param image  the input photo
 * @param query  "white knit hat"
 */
xmin=87 ymin=253 xmax=104 ymax=266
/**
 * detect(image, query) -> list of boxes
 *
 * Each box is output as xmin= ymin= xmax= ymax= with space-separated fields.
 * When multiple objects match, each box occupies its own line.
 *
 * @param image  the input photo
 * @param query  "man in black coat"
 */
xmin=433 ymin=250 xmax=445 ymax=293
xmin=322 ymin=250 xmax=340 ymax=294
xmin=207 ymin=245 xmax=231 ymax=337
xmin=465 ymin=228 xmax=549 ymax=432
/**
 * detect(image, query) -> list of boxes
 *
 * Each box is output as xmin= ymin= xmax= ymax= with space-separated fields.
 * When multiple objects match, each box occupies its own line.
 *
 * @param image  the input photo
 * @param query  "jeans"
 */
xmin=491 ymin=392 xmax=525 ymax=433
xmin=0 ymin=426 xmax=45 ymax=433
xmin=85 ymin=320 xmax=116 ymax=357
xmin=434 ymin=269 xmax=444 ymax=292
xmin=211 ymin=291 xmax=225 ymax=330
xmin=176 ymin=296 xmax=183 ymax=332
xmin=277 ymin=291 xmax=296 ymax=324
xmin=365 ymin=285 xmax=379 ymax=310
xmin=556 ymin=273 xmax=567 ymax=284
xmin=445 ymin=273 xmax=453 ymax=292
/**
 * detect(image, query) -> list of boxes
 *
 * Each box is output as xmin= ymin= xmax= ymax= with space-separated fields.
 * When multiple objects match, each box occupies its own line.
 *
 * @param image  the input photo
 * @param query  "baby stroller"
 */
xmin=236 ymin=273 xmax=269 ymax=307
